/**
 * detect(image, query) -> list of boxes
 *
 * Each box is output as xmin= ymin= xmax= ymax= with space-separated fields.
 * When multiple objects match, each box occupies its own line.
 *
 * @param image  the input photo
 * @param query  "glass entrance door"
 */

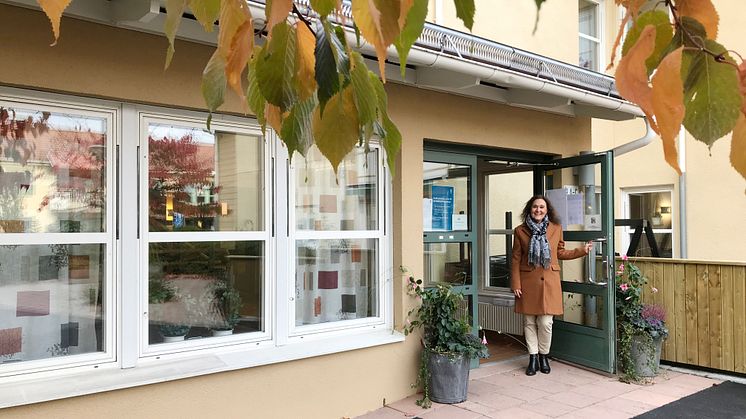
xmin=534 ymin=152 xmax=615 ymax=373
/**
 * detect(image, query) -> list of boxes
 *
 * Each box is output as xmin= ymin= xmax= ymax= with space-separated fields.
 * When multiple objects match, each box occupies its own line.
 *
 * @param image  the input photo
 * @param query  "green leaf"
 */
xmin=661 ymin=16 xmax=707 ymax=61
xmin=188 ymin=0 xmax=220 ymax=32
xmin=532 ymin=0 xmax=547 ymax=34
xmin=682 ymin=40 xmax=741 ymax=147
xmin=370 ymin=72 xmax=401 ymax=176
xmin=281 ymin=95 xmax=317 ymax=160
xmin=201 ymin=50 xmax=227 ymax=129
xmin=394 ymin=0 xmax=428 ymax=78
xmin=453 ymin=0 xmax=475 ymax=31
xmin=256 ymin=22 xmax=297 ymax=112
xmin=246 ymin=48 xmax=267 ymax=133
xmin=315 ymin=20 xmax=341 ymax=114
xmin=310 ymin=0 xmax=337 ymax=17
xmin=622 ymin=10 xmax=673 ymax=75
xmin=332 ymin=25 xmax=352 ymax=79
xmin=313 ymin=86 xmax=359 ymax=173
xmin=164 ymin=0 xmax=187 ymax=69
xmin=350 ymin=52 xmax=377 ymax=128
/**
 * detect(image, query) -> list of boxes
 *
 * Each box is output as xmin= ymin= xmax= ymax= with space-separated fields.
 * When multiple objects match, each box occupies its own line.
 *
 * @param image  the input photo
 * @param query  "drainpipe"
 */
xmin=678 ymin=127 xmax=688 ymax=258
xmin=611 ymin=117 xmax=655 ymax=156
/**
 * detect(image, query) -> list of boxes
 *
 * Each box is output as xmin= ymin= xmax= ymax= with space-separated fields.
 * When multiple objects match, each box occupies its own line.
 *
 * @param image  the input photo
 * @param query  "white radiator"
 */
xmin=478 ymin=301 xmax=524 ymax=336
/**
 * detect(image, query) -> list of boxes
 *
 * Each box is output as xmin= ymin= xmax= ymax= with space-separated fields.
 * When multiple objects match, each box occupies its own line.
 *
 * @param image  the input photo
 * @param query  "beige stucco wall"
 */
xmin=0 ymin=4 xmax=591 ymax=418
xmin=592 ymin=1 xmax=746 ymax=262
xmin=427 ymin=0 xmax=579 ymax=64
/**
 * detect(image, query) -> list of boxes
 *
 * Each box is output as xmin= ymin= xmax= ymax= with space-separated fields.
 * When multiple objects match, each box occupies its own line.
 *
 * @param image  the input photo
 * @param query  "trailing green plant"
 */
xmin=403 ymin=276 xmax=488 ymax=408
xmin=616 ymin=256 xmax=668 ymax=382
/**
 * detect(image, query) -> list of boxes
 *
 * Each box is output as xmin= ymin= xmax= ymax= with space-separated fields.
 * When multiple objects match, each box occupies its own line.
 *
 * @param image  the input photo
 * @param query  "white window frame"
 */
xmin=0 ymin=93 xmax=118 ymax=378
xmin=0 ymin=86 xmax=400 ymax=408
xmin=620 ymin=186 xmax=675 ymax=258
xmin=579 ymin=0 xmax=605 ymax=72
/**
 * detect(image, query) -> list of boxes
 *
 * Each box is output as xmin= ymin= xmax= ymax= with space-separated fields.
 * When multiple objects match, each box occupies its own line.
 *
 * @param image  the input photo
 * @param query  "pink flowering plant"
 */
xmin=615 ymin=257 xmax=668 ymax=381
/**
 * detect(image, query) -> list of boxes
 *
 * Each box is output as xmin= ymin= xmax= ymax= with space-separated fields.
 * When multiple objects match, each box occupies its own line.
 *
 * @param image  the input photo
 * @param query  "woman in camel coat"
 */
xmin=511 ymin=195 xmax=591 ymax=376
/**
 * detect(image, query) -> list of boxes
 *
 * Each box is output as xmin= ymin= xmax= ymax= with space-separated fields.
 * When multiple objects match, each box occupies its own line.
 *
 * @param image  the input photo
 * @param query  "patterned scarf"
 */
xmin=526 ymin=216 xmax=551 ymax=269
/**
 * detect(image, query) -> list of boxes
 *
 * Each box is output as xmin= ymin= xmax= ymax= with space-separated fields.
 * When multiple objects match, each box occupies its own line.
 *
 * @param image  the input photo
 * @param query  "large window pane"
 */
xmin=579 ymin=37 xmax=599 ymax=71
xmin=424 ymin=242 xmax=472 ymax=286
xmin=558 ymin=291 xmax=604 ymax=329
xmin=579 ymin=0 xmax=598 ymax=37
xmin=148 ymin=241 xmax=264 ymax=344
xmin=423 ymin=162 xmax=471 ymax=231
xmin=0 ymin=244 xmax=106 ymax=363
xmin=295 ymin=239 xmax=378 ymax=325
xmin=544 ymin=163 xmax=602 ymax=231
xmin=295 ymin=146 xmax=378 ymax=231
xmin=148 ymin=123 xmax=264 ymax=232
xmin=0 ymin=105 xmax=107 ymax=233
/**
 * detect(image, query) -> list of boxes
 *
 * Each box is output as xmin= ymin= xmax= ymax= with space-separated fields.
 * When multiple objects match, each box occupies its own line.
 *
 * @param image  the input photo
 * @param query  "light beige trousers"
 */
xmin=524 ymin=314 xmax=553 ymax=355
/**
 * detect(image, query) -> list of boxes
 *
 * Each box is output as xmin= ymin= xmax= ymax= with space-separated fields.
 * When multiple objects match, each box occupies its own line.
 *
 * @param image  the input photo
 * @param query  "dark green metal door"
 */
xmin=534 ymin=151 xmax=616 ymax=373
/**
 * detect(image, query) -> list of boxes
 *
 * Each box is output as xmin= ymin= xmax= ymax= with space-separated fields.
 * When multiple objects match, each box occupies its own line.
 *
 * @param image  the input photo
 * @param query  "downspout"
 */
xmin=611 ymin=117 xmax=655 ymax=156
xmin=678 ymin=127 xmax=687 ymax=258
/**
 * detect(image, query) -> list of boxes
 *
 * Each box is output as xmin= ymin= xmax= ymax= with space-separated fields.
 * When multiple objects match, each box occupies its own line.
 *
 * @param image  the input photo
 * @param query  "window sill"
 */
xmin=0 ymin=329 xmax=405 ymax=409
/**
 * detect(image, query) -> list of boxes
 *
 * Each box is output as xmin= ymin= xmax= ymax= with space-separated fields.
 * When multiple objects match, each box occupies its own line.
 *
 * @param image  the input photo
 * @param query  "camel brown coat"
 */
xmin=510 ymin=222 xmax=587 ymax=315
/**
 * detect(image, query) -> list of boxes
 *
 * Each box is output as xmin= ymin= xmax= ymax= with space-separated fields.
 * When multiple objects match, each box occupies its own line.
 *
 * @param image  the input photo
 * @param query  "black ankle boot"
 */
xmin=538 ymin=354 xmax=551 ymax=374
xmin=526 ymin=354 xmax=539 ymax=376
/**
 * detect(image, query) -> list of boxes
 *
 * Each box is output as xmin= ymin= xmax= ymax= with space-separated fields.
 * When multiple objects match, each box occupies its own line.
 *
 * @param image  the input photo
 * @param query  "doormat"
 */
xmin=634 ymin=380 xmax=746 ymax=419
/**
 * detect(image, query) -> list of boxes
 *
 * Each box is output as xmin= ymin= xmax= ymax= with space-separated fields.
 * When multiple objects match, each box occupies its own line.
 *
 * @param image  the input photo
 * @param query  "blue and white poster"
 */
xmin=430 ymin=185 xmax=454 ymax=230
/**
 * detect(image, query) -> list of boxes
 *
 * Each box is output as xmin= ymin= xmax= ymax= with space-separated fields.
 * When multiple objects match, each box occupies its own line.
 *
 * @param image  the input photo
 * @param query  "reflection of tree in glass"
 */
xmin=148 ymin=134 xmax=220 ymax=231
xmin=0 ymin=107 xmax=46 ymax=165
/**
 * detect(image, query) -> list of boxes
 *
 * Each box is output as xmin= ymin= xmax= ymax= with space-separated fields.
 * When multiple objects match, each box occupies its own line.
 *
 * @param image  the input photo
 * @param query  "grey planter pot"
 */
xmin=428 ymin=352 xmax=470 ymax=404
xmin=630 ymin=334 xmax=663 ymax=377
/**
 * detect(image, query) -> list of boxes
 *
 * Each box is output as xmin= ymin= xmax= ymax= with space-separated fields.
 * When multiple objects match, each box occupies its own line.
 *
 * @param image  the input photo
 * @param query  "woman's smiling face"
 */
xmin=531 ymin=199 xmax=547 ymax=222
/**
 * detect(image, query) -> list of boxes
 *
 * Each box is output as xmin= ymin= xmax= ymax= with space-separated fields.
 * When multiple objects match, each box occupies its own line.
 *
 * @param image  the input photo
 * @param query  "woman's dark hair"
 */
xmin=520 ymin=195 xmax=560 ymax=224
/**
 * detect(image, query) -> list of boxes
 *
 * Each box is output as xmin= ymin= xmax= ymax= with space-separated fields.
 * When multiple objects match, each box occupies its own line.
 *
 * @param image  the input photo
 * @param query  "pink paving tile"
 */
xmin=556 ymin=405 xmax=633 ymax=419
xmin=466 ymin=392 xmax=524 ymax=410
xmin=519 ymin=376 xmax=578 ymax=394
xmin=619 ymin=388 xmax=680 ymax=407
xmin=484 ymin=406 xmax=552 ymax=419
xmin=520 ymin=398 xmax=577 ymax=417
xmin=544 ymin=390 xmax=605 ymax=408
xmin=478 ymin=372 xmax=525 ymax=388
xmin=592 ymin=396 xmax=658 ymax=416
xmin=385 ymin=394 xmax=446 ymax=417
xmin=497 ymin=384 xmax=553 ymax=402
xmin=355 ymin=406 xmax=410 ymax=419
xmin=418 ymin=404 xmax=484 ymax=419
xmin=645 ymin=381 xmax=706 ymax=398
xmin=454 ymin=400 xmax=497 ymax=415
xmin=570 ymin=379 xmax=641 ymax=400
xmin=467 ymin=379 xmax=503 ymax=396
xmin=667 ymin=374 xmax=719 ymax=390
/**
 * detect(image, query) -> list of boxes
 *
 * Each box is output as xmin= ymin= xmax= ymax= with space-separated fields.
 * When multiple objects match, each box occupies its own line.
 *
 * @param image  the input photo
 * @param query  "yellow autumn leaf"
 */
xmin=607 ymin=0 xmax=647 ymax=70
xmin=615 ymin=24 xmax=659 ymax=132
xmin=651 ymin=47 xmax=684 ymax=175
xmin=678 ymin=0 xmax=719 ymax=39
xmin=218 ymin=0 xmax=251 ymax=58
xmin=351 ymin=0 xmax=401 ymax=82
xmin=266 ymin=104 xmax=285 ymax=134
xmin=731 ymin=114 xmax=746 ymax=181
xmin=295 ymin=23 xmax=317 ymax=101
xmin=225 ymin=20 xmax=254 ymax=105
xmin=399 ymin=0 xmax=415 ymax=29
xmin=37 ymin=0 xmax=72 ymax=46
xmin=313 ymin=86 xmax=360 ymax=172
xmin=738 ymin=61 xmax=746 ymax=115
xmin=266 ymin=0 xmax=293 ymax=35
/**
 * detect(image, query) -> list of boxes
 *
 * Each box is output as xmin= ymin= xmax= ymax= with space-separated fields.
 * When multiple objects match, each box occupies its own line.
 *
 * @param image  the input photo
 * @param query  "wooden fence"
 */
xmin=631 ymin=257 xmax=746 ymax=374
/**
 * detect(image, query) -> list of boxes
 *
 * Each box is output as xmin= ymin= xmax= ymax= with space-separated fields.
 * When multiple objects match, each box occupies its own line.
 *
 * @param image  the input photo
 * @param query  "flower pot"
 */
xmin=427 ymin=352 xmax=470 ymax=404
xmin=630 ymin=334 xmax=663 ymax=377
xmin=162 ymin=335 xmax=186 ymax=343
xmin=211 ymin=329 xmax=233 ymax=337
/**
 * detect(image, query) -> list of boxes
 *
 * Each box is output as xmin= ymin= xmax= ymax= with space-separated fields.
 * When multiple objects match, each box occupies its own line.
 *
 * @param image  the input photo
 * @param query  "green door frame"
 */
xmin=422 ymin=150 xmax=479 ymax=355
xmin=534 ymin=151 xmax=616 ymax=373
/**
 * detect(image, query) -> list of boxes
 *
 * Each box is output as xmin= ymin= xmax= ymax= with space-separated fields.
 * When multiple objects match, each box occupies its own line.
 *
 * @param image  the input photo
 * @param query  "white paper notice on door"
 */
xmin=452 ymin=214 xmax=467 ymax=230
xmin=566 ymin=194 xmax=584 ymax=225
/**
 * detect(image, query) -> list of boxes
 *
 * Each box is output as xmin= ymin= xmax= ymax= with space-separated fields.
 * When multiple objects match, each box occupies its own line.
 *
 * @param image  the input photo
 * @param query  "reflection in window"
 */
xmin=0 ymin=105 xmax=107 ymax=233
xmin=0 ymin=244 xmax=106 ymax=363
xmin=148 ymin=124 xmax=264 ymax=232
xmin=148 ymin=241 xmax=264 ymax=343
xmin=558 ymin=292 xmax=604 ymax=329
xmin=295 ymin=239 xmax=378 ymax=326
xmin=295 ymin=146 xmax=378 ymax=231
xmin=623 ymin=190 xmax=673 ymax=258
xmin=424 ymin=242 xmax=472 ymax=286
xmin=579 ymin=0 xmax=601 ymax=71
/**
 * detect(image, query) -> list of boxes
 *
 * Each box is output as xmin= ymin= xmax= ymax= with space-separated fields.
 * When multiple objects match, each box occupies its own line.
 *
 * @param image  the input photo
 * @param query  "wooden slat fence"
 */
xmin=630 ymin=257 xmax=746 ymax=374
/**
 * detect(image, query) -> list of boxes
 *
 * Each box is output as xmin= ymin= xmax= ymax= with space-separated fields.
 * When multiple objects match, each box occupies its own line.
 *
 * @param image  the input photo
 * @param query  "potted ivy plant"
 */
xmin=403 ymin=277 xmax=488 ymax=408
xmin=616 ymin=256 xmax=669 ymax=381
xmin=210 ymin=276 xmax=243 ymax=336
